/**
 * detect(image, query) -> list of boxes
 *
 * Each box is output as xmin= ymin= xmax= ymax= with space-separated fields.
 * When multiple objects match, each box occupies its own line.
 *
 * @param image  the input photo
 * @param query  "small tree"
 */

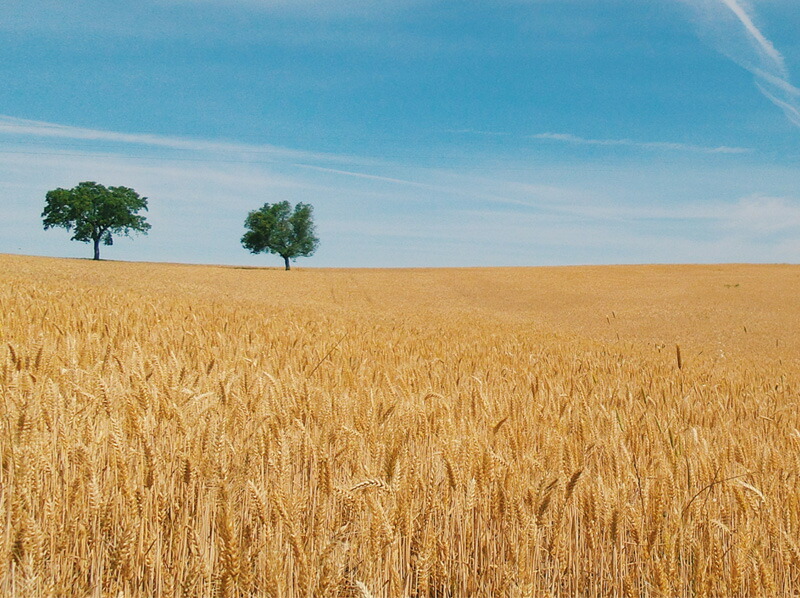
xmin=42 ymin=181 xmax=151 ymax=260
xmin=241 ymin=201 xmax=319 ymax=270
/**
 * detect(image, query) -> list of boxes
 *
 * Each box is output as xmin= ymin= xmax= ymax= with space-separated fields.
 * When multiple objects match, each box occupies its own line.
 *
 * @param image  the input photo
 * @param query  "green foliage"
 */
xmin=241 ymin=201 xmax=319 ymax=270
xmin=42 ymin=181 xmax=151 ymax=260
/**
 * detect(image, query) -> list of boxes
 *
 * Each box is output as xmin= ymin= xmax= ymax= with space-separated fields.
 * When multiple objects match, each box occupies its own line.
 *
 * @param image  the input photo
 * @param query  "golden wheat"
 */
xmin=1 ymin=254 xmax=799 ymax=596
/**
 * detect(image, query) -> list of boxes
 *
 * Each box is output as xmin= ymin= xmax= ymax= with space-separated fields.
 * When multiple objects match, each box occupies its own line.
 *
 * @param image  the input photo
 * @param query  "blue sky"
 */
xmin=1 ymin=0 xmax=798 ymax=267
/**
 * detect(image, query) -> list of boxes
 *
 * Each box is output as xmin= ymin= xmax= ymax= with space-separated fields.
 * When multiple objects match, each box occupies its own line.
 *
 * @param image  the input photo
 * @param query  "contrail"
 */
xmin=683 ymin=0 xmax=800 ymax=130
xmin=719 ymin=0 xmax=785 ymax=72
xmin=757 ymin=85 xmax=800 ymax=128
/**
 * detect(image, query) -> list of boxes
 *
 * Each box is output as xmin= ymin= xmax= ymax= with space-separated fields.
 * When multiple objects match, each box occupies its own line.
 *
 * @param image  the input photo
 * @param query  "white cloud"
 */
xmin=0 ymin=115 xmax=339 ymax=163
xmin=723 ymin=194 xmax=800 ymax=234
xmin=154 ymin=0 xmax=423 ymax=18
xmin=529 ymin=132 xmax=751 ymax=154
xmin=0 ymin=115 xmax=589 ymax=212
xmin=448 ymin=129 xmax=750 ymax=154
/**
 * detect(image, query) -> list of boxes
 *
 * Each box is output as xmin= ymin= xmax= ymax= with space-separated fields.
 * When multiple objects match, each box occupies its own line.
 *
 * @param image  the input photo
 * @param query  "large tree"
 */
xmin=241 ymin=201 xmax=319 ymax=270
xmin=42 ymin=181 xmax=151 ymax=260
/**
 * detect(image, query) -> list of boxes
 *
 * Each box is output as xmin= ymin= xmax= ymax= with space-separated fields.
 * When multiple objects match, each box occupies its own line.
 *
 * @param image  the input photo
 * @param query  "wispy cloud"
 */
xmin=451 ymin=128 xmax=750 ymax=153
xmin=723 ymin=194 xmax=800 ymax=235
xmin=155 ymin=0 xmax=421 ymax=18
xmin=681 ymin=0 xmax=800 ymax=130
xmin=530 ymin=132 xmax=751 ymax=154
xmin=4 ymin=115 xmax=609 ymax=213
xmin=756 ymin=85 xmax=800 ymax=128
xmin=445 ymin=129 xmax=512 ymax=137
xmin=0 ymin=115 xmax=339 ymax=163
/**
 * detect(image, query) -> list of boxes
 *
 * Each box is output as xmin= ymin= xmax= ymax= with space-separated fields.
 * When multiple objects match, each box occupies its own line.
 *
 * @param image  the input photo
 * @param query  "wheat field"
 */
xmin=2 ymin=254 xmax=800 ymax=597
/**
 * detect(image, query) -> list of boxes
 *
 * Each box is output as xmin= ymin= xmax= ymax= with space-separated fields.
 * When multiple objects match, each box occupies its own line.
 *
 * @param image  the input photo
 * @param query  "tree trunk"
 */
xmin=93 ymin=237 xmax=101 ymax=261
xmin=283 ymin=255 xmax=291 ymax=271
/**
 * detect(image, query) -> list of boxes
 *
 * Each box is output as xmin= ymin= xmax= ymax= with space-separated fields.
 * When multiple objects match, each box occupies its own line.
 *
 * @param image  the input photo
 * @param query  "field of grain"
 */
xmin=2 ymin=253 xmax=800 ymax=597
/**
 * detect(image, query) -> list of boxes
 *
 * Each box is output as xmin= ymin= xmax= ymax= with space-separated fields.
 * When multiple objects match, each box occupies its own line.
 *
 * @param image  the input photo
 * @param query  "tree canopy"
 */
xmin=241 ymin=201 xmax=319 ymax=270
xmin=42 ymin=181 xmax=151 ymax=260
